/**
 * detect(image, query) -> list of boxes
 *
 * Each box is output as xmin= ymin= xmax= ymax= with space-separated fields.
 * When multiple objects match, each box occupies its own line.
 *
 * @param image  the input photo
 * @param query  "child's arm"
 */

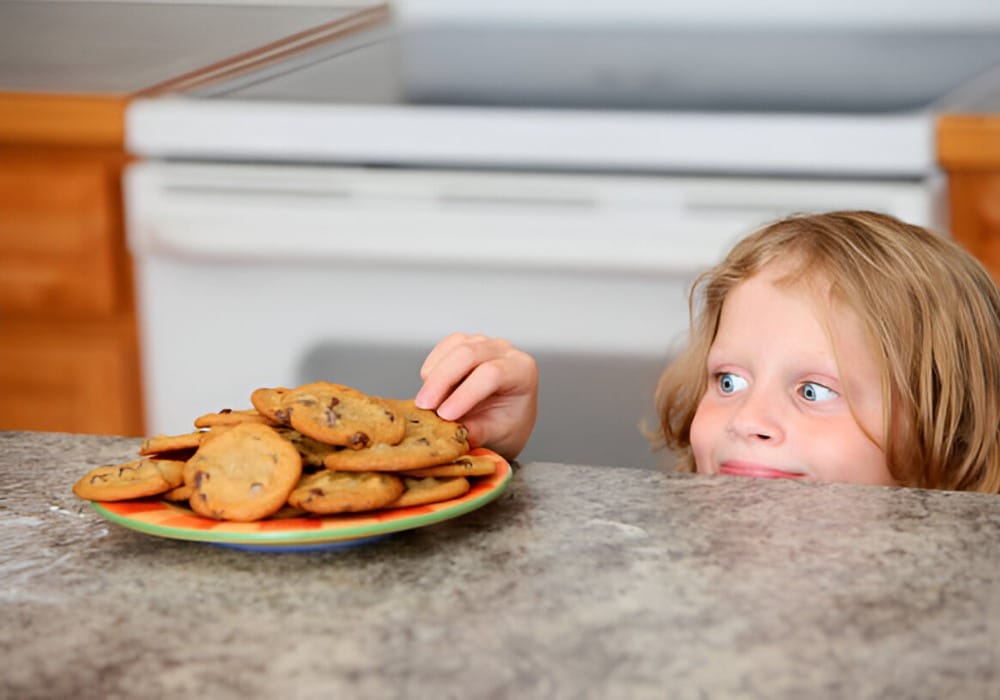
xmin=414 ymin=333 xmax=539 ymax=461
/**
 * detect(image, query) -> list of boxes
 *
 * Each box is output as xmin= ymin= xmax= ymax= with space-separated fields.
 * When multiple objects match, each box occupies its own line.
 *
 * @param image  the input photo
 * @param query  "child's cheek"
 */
xmin=688 ymin=401 xmax=715 ymax=474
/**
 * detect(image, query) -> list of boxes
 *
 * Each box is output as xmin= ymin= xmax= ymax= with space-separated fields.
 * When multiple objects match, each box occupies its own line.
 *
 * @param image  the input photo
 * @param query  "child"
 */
xmin=415 ymin=211 xmax=1000 ymax=493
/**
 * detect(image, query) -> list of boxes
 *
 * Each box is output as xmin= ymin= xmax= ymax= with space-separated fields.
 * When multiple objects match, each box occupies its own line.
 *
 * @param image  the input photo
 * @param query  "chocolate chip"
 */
xmin=220 ymin=408 xmax=233 ymax=414
xmin=349 ymin=432 xmax=371 ymax=449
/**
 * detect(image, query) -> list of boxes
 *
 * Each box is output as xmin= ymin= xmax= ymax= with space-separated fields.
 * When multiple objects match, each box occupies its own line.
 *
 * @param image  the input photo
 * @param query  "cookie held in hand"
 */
xmin=323 ymin=399 xmax=469 ymax=471
xmin=283 ymin=382 xmax=406 ymax=449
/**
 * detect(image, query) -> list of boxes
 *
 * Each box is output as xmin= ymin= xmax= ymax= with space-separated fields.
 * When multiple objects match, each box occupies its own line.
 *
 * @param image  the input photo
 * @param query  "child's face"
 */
xmin=689 ymin=263 xmax=895 ymax=486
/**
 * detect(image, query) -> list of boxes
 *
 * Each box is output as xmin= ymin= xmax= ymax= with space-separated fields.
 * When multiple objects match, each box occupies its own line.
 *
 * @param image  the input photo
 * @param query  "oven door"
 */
xmin=125 ymin=161 xmax=934 ymax=468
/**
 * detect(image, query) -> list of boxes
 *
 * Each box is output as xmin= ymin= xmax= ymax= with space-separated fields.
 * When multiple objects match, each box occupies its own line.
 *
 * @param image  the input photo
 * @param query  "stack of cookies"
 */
xmin=72 ymin=382 xmax=498 ymax=522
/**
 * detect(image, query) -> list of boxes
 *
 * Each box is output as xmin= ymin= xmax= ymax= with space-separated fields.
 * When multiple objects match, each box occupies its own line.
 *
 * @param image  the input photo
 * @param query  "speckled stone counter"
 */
xmin=2 ymin=431 xmax=999 ymax=699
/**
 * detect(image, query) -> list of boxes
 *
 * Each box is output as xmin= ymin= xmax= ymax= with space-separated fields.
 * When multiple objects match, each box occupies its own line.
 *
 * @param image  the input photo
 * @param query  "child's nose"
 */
xmin=727 ymin=389 xmax=783 ymax=442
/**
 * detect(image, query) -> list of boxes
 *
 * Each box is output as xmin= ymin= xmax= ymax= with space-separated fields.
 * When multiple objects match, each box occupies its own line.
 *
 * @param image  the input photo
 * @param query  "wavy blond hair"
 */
xmin=654 ymin=211 xmax=1000 ymax=493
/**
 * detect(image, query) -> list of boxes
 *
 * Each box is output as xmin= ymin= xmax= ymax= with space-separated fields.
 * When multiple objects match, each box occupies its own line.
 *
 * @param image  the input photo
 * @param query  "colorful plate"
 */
xmin=91 ymin=448 xmax=512 ymax=551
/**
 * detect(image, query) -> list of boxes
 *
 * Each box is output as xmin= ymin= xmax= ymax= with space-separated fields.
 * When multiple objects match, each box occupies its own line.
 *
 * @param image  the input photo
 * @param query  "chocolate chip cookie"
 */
xmin=186 ymin=423 xmax=302 ymax=522
xmin=323 ymin=399 xmax=469 ymax=471
xmin=73 ymin=458 xmax=186 ymax=501
xmin=283 ymin=382 xmax=406 ymax=449
xmin=288 ymin=470 xmax=404 ymax=515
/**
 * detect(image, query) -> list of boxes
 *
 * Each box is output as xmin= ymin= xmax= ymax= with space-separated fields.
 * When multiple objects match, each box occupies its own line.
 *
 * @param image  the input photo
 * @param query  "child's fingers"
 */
xmin=416 ymin=335 xmax=506 ymax=409
xmin=419 ymin=333 xmax=465 ymax=378
xmin=419 ymin=332 xmax=488 ymax=380
xmin=434 ymin=359 xmax=508 ymax=421
xmin=417 ymin=337 xmax=538 ymax=459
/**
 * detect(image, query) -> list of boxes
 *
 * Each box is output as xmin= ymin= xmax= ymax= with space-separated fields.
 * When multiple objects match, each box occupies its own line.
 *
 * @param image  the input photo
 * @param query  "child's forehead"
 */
xmin=729 ymin=259 xmax=860 ymax=328
xmin=747 ymin=257 xmax=832 ymax=297
xmin=717 ymin=260 xmax=884 ymax=376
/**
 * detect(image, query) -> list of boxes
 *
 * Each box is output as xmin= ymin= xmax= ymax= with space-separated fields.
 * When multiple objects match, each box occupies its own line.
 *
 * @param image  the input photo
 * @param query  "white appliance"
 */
xmin=123 ymin=2 xmax=998 ymax=468
xmin=125 ymin=162 xmax=934 ymax=468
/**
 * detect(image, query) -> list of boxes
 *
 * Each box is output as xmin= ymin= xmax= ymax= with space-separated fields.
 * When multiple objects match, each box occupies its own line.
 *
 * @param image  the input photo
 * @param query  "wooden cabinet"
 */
xmin=937 ymin=114 xmax=1000 ymax=282
xmin=0 ymin=94 xmax=144 ymax=436
xmin=0 ymin=153 xmax=120 ymax=315
xmin=0 ymin=319 xmax=141 ymax=434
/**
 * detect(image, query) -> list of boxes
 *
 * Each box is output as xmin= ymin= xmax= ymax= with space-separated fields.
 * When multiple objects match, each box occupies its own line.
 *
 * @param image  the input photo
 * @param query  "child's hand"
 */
xmin=414 ymin=333 xmax=538 ymax=461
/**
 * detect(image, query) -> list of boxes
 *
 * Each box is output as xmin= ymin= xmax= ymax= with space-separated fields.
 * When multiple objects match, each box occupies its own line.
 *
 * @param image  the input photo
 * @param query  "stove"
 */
xmin=121 ymin=2 xmax=1000 ymax=467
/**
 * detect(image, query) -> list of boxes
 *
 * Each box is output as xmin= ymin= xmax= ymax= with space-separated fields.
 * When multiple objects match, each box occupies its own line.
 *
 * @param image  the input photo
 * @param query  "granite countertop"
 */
xmin=2 ymin=431 xmax=999 ymax=699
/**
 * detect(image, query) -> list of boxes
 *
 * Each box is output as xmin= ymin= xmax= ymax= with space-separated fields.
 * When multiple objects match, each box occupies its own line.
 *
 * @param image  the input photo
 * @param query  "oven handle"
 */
xmin=125 ymin=162 xmax=933 ymax=274
xmin=125 ymin=171 xmax=755 ymax=275
xmin=129 ymin=212 xmax=739 ymax=275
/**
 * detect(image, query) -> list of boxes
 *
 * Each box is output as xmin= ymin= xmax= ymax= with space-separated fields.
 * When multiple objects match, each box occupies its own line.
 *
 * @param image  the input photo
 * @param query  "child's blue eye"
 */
xmin=718 ymin=373 xmax=748 ymax=395
xmin=800 ymin=382 xmax=837 ymax=402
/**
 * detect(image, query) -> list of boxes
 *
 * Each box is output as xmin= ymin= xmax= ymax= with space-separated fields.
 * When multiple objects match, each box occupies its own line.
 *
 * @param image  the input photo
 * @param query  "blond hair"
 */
xmin=655 ymin=211 xmax=1000 ymax=493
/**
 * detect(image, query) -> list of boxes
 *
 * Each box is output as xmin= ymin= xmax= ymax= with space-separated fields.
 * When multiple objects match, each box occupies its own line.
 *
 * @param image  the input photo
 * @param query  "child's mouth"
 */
xmin=719 ymin=462 xmax=806 ymax=480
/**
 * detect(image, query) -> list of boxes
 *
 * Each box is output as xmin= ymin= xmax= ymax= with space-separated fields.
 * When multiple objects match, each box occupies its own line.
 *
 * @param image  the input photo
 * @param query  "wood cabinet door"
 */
xmin=0 ymin=147 xmax=144 ymax=436
xmin=0 ymin=319 xmax=143 ymax=435
xmin=0 ymin=152 xmax=124 ymax=318
xmin=947 ymin=172 xmax=1000 ymax=283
